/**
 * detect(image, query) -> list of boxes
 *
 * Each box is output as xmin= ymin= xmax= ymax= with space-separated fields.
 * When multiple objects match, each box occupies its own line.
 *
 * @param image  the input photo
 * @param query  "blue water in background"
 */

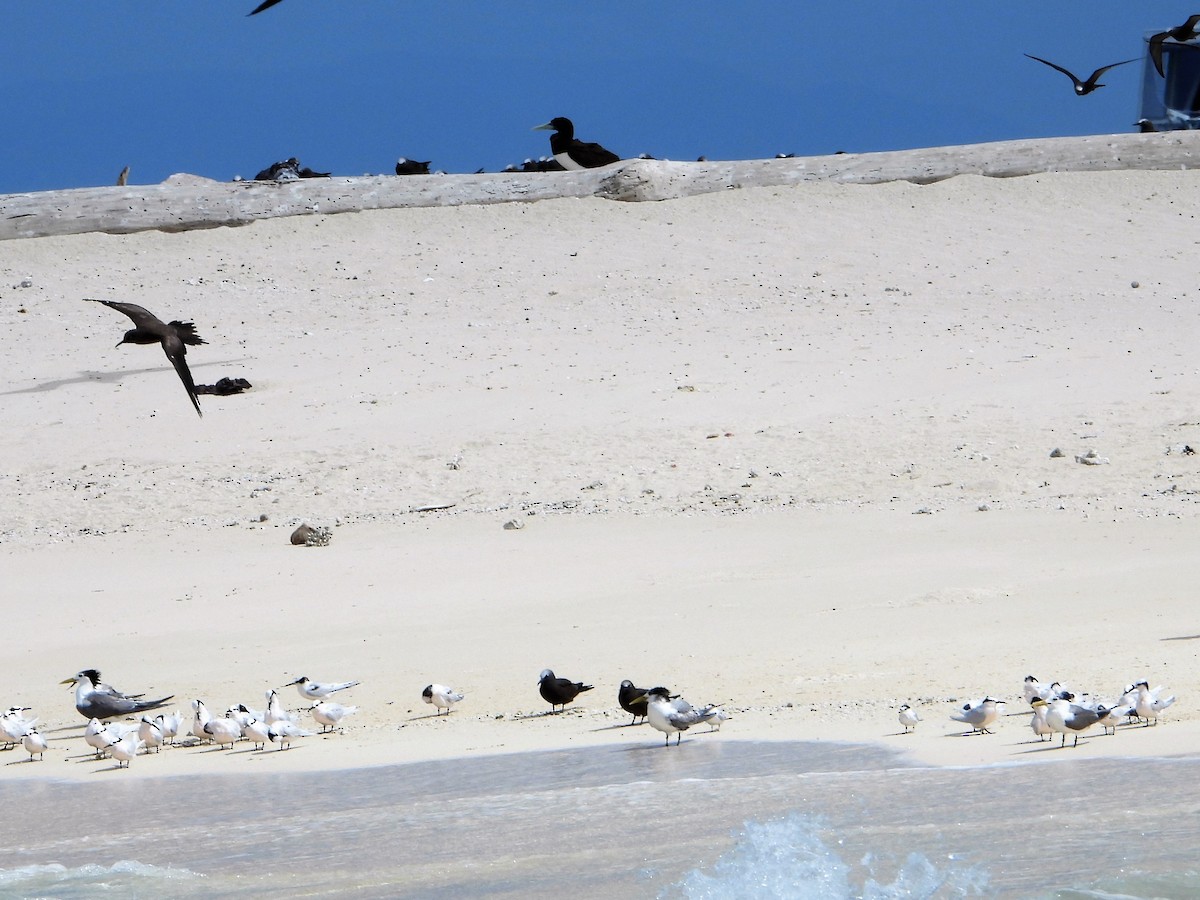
xmin=0 ymin=740 xmax=1195 ymax=898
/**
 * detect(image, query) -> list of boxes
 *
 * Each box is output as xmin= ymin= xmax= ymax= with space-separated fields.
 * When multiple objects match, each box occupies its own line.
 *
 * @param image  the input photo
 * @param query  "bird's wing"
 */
xmin=1089 ymin=58 xmax=1139 ymax=81
xmin=1025 ymin=54 xmax=1081 ymax=85
xmin=84 ymin=298 xmax=164 ymax=330
xmin=248 ymin=0 xmax=284 ymax=14
xmin=1150 ymin=33 xmax=1169 ymax=78
xmin=161 ymin=334 xmax=203 ymax=417
xmin=577 ymin=140 xmax=621 ymax=166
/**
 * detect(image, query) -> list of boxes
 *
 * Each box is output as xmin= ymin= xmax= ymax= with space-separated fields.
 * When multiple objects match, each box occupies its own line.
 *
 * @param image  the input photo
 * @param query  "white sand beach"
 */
xmin=1 ymin=149 xmax=1198 ymax=783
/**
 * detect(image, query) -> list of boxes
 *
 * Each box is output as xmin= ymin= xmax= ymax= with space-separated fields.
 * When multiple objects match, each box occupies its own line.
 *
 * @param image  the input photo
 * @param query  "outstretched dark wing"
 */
xmin=1086 ymin=58 xmax=1139 ymax=84
xmin=84 ymin=297 xmax=165 ymax=331
xmin=161 ymin=333 xmax=203 ymax=418
xmin=1024 ymin=53 xmax=1082 ymax=88
xmin=248 ymin=0 xmax=285 ymax=14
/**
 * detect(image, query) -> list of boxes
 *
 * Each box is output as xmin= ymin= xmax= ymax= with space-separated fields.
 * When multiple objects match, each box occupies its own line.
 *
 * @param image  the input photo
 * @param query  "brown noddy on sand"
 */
xmin=84 ymin=298 xmax=206 ymax=417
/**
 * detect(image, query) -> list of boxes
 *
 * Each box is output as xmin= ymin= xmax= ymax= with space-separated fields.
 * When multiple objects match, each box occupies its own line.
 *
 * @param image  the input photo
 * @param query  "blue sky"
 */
xmin=0 ymin=3 xmax=1187 ymax=194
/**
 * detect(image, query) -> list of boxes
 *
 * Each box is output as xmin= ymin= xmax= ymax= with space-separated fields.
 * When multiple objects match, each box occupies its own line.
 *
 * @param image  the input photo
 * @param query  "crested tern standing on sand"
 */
xmin=0 ymin=708 xmax=37 ymax=750
xmin=1133 ymin=682 xmax=1176 ymax=725
xmin=268 ymin=720 xmax=314 ymax=750
xmin=950 ymin=697 xmax=1003 ymax=734
xmin=310 ymin=700 xmax=357 ymax=733
xmin=62 ymin=670 xmax=173 ymax=721
xmin=287 ymin=676 xmax=360 ymax=701
xmin=1028 ymin=699 xmax=1054 ymax=742
xmin=639 ymin=687 xmax=721 ymax=746
xmin=138 ymin=716 xmax=164 ymax=753
xmin=538 ymin=669 xmax=594 ymax=711
xmin=109 ymin=732 xmax=144 ymax=767
xmin=898 ymin=704 xmax=921 ymax=733
xmin=243 ymin=717 xmax=271 ymax=750
xmin=1045 ymin=697 xmax=1108 ymax=747
xmin=84 ymin=298 xmax=207 ymax=417
xmin=422 ymin=684 xmax=464 ymax=715
xmin=22 ymin=729 xmax=48 ymax=761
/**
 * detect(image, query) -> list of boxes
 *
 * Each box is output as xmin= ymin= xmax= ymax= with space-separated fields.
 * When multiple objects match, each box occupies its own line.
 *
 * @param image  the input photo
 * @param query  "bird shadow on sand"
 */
xmin=0 ymin=358 xmax=253 ymax=396
xmin=1161 ymin=634 xmax=1200 ymax=641
xmin=589 ymin=721 xmax=645 ymax=733
xmin=512 ymin=709 xmax=587 ymax=720
xmin=406 ymin=711 xmax=456 ymax=722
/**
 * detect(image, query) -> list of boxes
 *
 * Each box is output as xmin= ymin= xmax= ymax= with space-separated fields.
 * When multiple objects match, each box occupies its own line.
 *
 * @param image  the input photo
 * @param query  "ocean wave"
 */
xmin=662 ymin=813 xmax=988 ymax=899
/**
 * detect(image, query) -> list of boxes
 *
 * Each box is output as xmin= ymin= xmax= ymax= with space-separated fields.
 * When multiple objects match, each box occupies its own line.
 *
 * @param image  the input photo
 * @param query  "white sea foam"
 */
xmin=0 ymin=860 xmax=200 ymax=894
xmin=663 ymin=813 xmax=988 ymax=899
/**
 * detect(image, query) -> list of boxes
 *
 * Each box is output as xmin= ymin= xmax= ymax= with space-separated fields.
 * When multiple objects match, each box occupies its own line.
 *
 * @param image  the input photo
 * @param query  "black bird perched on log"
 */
xmin=1024 ymin=54 xmax=1138 ymax=96
xmin=84 ymin=298 xmax=206 ymax=417
xmin=395 ymin=158 xmax=432 ymax=176
xmin=1150 ymin=14 xmax=1200 ymax=78
xmin=538 ymin=669 xmax=593 ymax=711
xmin=532 ymin=117 xmax=620 ymax=170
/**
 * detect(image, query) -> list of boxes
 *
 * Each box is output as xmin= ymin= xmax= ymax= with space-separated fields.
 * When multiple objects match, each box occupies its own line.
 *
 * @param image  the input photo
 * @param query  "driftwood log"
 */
xmin=2 ymin=131 xmax=1198 ymax=242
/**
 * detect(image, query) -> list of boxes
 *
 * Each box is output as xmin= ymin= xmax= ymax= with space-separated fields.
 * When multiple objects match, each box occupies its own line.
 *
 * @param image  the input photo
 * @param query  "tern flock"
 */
xmin=900 ymin=673 xmax=1178 ymax=748
xmin=1 ymin=664 xmax=1180 ymax=768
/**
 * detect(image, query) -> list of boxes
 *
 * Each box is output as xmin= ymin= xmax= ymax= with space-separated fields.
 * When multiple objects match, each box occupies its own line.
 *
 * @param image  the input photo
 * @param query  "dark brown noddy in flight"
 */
xmin=538 ymin=668 xmax=593 ymax=712
xmin=1150 ymin=14 xmax=1200 ymax=78
xmin=85 ymin=298 xmax=206 ymax=417
xmin=1024 ymin=54 xmax=1138 ymax=96
xmin=248 ymin=0 xmax=284 ymax=14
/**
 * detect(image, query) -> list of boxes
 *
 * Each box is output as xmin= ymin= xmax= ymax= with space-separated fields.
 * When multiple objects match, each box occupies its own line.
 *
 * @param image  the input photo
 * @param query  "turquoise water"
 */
xmin=0 ymin=741 xmax=1195 ymax=897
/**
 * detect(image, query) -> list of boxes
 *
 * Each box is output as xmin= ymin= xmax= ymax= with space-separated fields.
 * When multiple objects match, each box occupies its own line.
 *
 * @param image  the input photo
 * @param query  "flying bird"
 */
xmin=84 ymin=298 xmax=207 ymax=417
xmin=1150 ymin=15 xmax=1200 ymax=78
xmin=538 ymin=669 xmax=593 ymax=711
xmin=62 ymin=670 xmax=173 ymax=721
xmin=1023 ymin=54 xmax=1138 ymax=96
xmin=532 ymin=117 xmax=621 ymax=170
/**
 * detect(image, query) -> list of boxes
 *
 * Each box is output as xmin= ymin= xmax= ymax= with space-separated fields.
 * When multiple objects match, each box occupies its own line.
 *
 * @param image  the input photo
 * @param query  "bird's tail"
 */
xmin=168 ymin=321 xmax=208 ymax=346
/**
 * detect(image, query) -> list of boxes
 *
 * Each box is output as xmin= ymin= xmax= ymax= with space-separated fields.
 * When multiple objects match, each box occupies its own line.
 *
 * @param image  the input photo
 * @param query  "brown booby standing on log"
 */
xmin=85 ymin=298 xmax=206 ymax=417
xmin=532 ymin=117 xmax=621 ymax=170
